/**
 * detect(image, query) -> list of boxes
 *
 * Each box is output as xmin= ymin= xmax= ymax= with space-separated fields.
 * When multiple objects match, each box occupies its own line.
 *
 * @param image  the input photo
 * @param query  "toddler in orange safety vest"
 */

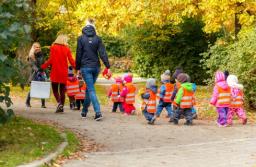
xmin=173 ymin=73 xmax=195 ymax=125
xmin=226 ymin=75 xmax=247 ymax=125
xmin=66 ymin=66 xmax=79 ymax=110
xmin=75 ymin=74 xmax=86 ymax=110
xmin=141 ymin=78 xmax=158 ymax=124
xmin=156 ymin=70 xmax=174 ymax=121
xmin=108 ymin=76 xmax=124 ymax=113
xmin=210 ymin=71 xmax=231 ymax=127
xmin=120 ymin=73 xmax=136 ymax=115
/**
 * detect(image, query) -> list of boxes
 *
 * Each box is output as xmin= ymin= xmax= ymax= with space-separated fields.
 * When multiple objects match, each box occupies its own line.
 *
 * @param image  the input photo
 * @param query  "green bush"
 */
xmin=0 ymin=0 xmax=31 ymax=124
xmin=101 ymin=35 xmax=129 ymax=57
xmin=126 ymin=18 xmax=216 ymax=84
xmin=202 ymin=28 xmax=256 ymax=108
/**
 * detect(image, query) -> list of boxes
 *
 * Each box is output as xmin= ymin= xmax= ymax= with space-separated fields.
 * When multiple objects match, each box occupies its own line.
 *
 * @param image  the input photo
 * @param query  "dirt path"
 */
xmin=14 ymin=100 xmax=256 ymax=167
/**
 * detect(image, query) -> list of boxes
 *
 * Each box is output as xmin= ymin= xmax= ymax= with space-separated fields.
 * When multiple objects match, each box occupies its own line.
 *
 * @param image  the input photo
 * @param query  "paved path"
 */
xmin=14 ymin=101 xmax=256 ymax=167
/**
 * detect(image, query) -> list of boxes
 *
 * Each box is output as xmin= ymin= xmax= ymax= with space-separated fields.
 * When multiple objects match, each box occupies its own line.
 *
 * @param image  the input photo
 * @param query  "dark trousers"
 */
xmin=51 ymin=82 xmax=66 ymax=105
xmin=76 ymin=99 xmax=84 ymax=110
xmin=112 ymin=102 xmax=124 ymax=112
xmin=26 ymin=91 xmax=45 ymax=106
xmin=174 ymin=108 xmax=193 ymax=123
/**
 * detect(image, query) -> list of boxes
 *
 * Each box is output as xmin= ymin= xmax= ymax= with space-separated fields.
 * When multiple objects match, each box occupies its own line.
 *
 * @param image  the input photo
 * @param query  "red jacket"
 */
xmin=41 ymin=44 xmax=75 ymax=84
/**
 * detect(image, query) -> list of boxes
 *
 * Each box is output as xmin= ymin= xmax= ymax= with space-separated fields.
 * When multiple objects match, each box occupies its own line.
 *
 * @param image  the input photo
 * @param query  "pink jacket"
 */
xmin=210 ymin=71 xmax=230 ymax=107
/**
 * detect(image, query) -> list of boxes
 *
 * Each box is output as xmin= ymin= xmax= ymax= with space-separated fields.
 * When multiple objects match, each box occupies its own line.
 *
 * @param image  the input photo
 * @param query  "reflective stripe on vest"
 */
xmin=163 ymin=83 xmax=174 ymax=102
xmin=75 ymin=84 xmax=86 ymax=100
xmin=111 ymin=84 xmax=124 ymax=102
xmin=141 ymin=90 xmax=156 ymax=113
xmin=217 ymin=86 xmax=231 ymax=106
xmin=66 ymin=80 xmax=79 ymax=96
xmin=230 ymin=92 xmax=243 ymax=108
xmin=125 ymin=83 xmax=136 ymax=104
xmin=180 ymin=88 xmax=194 ymax=109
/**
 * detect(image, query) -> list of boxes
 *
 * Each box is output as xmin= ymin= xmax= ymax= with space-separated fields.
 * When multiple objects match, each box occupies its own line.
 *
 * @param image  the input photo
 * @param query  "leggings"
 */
xmin=51 ymin=82 xmax=66 ymax=105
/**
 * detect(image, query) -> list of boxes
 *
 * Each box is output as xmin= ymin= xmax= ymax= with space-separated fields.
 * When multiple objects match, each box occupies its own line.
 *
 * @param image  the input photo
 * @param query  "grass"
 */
xmin=0 ymin=117 xmax=63 ymax=167
xmin=61 ymin=130 xmax=80 ymax=157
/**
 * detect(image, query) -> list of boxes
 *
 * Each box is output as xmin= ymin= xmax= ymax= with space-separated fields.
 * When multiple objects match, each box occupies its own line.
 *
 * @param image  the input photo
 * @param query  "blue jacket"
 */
xmin=141 ymin=86 xmax=158 ymax=99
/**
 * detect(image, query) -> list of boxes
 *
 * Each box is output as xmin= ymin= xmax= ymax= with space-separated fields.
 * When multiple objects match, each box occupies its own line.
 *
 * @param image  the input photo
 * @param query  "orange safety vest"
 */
xmin=125 ymin=83 xmax=136 ymax=104
xmin=141 ymin=90 xmax=156 ymax=113
xmin=217 ymin=86 xmax=231 ymax=106
xmin=111 ymin=84 xmax=124 ymax=102
xmin=66 ymin=80 xmax=79 ymax=96
xmin=75 ymin=83 xmax=86 ymax=100
xmin=163 ymin=83 xmax=174 ymax=102
xmin=180 ymin=88 xmax=195 ymax=109
xmin=230 ymin=91 xmax=243 ymax=108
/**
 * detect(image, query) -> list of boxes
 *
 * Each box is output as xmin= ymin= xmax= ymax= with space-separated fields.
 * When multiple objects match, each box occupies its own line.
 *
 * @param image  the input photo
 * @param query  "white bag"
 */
xmin=30 ymin=81 xmax=51 ymax=99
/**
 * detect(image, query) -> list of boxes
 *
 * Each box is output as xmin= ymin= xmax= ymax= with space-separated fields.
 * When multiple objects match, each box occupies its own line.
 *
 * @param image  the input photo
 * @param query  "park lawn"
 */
xmin=0 ymin=117 xmax=63 ymax=167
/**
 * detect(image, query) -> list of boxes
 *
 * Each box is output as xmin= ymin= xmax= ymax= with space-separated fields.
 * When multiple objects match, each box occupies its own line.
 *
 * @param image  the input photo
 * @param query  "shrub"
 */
xmin=202 ymin=28 xmax=256 ymax=108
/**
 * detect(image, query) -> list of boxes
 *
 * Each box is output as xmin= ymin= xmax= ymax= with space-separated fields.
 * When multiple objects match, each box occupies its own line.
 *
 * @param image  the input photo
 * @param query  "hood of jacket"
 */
xmin=82 ymin=25 xmax=96 ymax=37
xmin=181 ymin=82 xmax=193 ymax=91
xmin=149 ymin=85 xmax=158 ymax=94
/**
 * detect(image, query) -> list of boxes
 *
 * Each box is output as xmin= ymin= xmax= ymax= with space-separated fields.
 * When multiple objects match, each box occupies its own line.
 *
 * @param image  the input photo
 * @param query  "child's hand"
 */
xmin=138 ymin=88 xmax=145 ymax=96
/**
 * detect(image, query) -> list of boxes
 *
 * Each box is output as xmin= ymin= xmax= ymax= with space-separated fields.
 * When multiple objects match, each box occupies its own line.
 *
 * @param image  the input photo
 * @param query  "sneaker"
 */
xmin=242 ymin=118 xmax=247 ymax=125
xmin=169 ymin=117 xmax=174 ymax=122
xmin=55 ymin=104 xmax=64 ymax=113
xmin=149 ymin=116 xmax=156 ymax=125
xmin=41 ymin=105 xmax=46 ymax=108
xmin=192 ymin=113 xmax=198 ymax=119
xmin=94 ymin=113 xmax=103 ymax=121
xmin=173 ymin=119 xmax=179 ymax=125
xmin=81 ymin=112 xmax=87 ymax=118
xmin=184 ymin=121 xmax=193 ymax=126
xmin=26 ymin=103 xmax=31 ymax=107
xmin=131 ymin=110 xmax=136 ymax=115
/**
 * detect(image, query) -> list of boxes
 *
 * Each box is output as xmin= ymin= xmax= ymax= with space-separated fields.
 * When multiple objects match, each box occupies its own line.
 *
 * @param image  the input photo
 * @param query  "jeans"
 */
xmin=112 ymin=102 xmax=124 ymax=112
xmin=80 ymin=67 xmax=101 ymax=115
xmin=143 ymin=110 xmax=155 ymax=121
xmin=156 ymin=100 xmax=173 ymax=118
xmin=174 ymin=108 xmax=193 ymax=123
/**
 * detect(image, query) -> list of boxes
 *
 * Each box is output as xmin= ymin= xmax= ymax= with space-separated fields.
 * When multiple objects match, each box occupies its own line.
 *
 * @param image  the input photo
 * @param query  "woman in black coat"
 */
xmin=26 ymin=42 xmax=47 ymax=108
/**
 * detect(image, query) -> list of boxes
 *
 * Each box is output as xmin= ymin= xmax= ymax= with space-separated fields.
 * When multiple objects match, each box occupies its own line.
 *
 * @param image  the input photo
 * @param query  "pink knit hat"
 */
xmin=123 ymin=73 xmax=133 ymax=83
xmin=215 ymin=71 xmax=225 ymax=83
xmin=114 ymin=76 xmax=123 ymax=83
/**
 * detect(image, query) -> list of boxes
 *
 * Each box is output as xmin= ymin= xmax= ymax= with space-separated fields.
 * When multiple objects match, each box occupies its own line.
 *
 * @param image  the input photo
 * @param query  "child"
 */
xmin=141 ymin=78 xmax=158 ymax=124
xmin=226 ymin=75 xmax=247 ymax=125
xmin=210 ymin=71 xmax=231 ymax=127
xmin=120 ymin=73 xmax=136 ymax=115
xmin=173 ymin=73 xmax=195 ymax=125
xmin=75 ymin=74 xmax=86 ymax=110
xmin=170 ymin=67 xmax=183 ymax=102
xmin=66 ymin=66 xmax=79 ymax=110
xmin=156 ymin=70 xmax=174 ymax=120
xmin=108 ymin=76 xmax=124 ymax=112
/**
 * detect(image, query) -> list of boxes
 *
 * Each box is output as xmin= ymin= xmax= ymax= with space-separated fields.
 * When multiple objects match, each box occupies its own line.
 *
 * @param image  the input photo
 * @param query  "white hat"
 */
xmin=146 ymin=78 xmax=156 ymax=88
xmin=227 ymin=75 xmax=243 ymax=90
xmin=161 ymin=70 xmax=171 ymax=82
xmin=86 ymin=19 xmax=95 ymax=28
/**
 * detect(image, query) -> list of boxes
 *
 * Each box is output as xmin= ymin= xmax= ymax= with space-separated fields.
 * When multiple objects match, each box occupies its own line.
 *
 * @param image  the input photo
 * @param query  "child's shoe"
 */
xmin=131 ymin=110 xmax=136 ymax=115
xmin=148 ymin=117 xmax=156 ymax=125
xmin=192 ymin=113 xmax=198 ymax=119
xmin=184 ymin=120 xmax=192 ymax=126
xmin=242 ymin=118 xmax=247 ymax=125
xmin=173 ymin=119 xmax=179 ymax=125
